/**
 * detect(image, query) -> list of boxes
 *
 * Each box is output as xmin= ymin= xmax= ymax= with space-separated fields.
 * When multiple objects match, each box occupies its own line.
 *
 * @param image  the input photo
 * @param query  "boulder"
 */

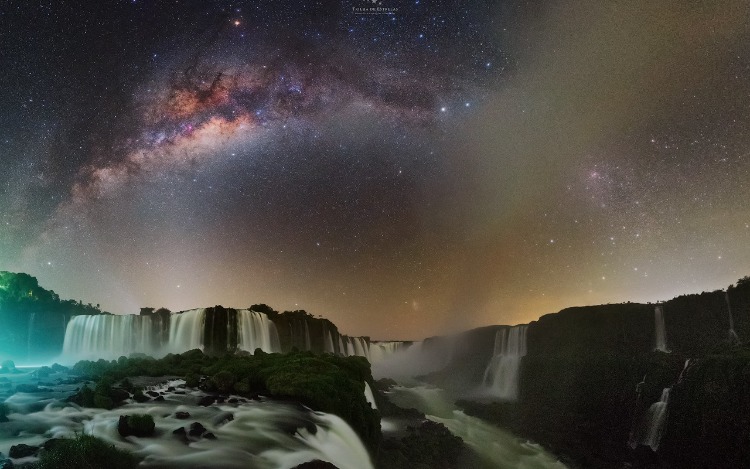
xmin=9 ymin=444 xmax=37 ymax=458
xmin=197 ymin=396 xmax=215 ymax=407
xmin=118 ymin=414 xmax=155 ymax=437
xmin=175 ymin=411 xmax=190 ymax=419
xmin=188 ymin=422 xmax=207 ymax=438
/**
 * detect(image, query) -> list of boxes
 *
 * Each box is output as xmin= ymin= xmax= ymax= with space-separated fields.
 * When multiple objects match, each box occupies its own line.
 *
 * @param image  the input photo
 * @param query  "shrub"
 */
xmin=35 ymin=434 xmax=138 ymax=469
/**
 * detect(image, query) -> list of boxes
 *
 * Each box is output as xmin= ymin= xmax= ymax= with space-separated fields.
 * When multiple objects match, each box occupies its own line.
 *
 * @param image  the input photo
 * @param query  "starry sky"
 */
xmin=2 ymin=0 xmax=750 ymax=340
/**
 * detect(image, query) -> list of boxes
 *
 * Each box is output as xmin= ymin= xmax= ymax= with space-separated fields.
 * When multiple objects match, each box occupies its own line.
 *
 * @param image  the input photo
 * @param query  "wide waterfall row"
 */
xmin=482 ymin=324 xmax=528 ymax=400
xmin=62 ymin=308 xmax=278 ymax=361
xmin=61 ymin=308 xmax=406 ymax=363
xmin=63 ymin=309 xmax=205 ymax=361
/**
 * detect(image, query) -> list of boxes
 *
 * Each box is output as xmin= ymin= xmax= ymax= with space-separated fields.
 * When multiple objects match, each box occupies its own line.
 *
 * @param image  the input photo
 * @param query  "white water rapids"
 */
xmin=0 ymin=373 xmax=373 ymax=469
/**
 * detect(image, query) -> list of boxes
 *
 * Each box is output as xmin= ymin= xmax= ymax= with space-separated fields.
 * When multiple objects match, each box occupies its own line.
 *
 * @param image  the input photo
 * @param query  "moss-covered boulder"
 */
xmin=35 ymin=434 xmax=138 ymax=469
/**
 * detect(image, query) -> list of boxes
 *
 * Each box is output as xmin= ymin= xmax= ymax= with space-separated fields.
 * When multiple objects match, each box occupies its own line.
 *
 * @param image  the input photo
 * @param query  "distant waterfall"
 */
xmin=237 ymin=310 xmax=281 ymax=353
xmin=324 ymin=328 xmax=336 ymax=353
xmin=654 ymin=306 xmax=669 ymax=352
xmin=725 ymin=291 xmax=739 ymax=342
xmin=368 ymin=341 xmax=409 ymax=363
xmin=641 ymin=388 xmax=671 ymax=450
xmin=482 ymin=325 xmax=528 ymax=400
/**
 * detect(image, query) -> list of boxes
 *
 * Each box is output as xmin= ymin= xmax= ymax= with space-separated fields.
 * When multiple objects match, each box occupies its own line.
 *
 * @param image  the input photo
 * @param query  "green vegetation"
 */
xmin=35 ymin=434 xmax=138 ymax=469
xmin=70 ymin=349 xmax=381 ymax=451
xmin=0 ymin=271 xmax=108 ymax=359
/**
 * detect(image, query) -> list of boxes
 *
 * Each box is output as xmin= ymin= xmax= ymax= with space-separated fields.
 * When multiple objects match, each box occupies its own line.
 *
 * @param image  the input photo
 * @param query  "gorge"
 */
xmin=2 ymin=271 xmax=750 ymax=468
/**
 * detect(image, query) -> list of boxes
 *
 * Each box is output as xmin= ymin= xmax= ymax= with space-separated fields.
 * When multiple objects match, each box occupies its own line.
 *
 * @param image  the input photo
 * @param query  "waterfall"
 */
xmin=62 ymin=314 xmax=162 ymax=361
xmin=324 ymin=328 xmax=335 ymax=353
xmin=654 ymin=306 xmax=669 ymax=352
xmin=166 ymin=309 xmax=206 ymax=353
xmin=237 ymin=310 xmax=281 ymax=353
xmin=304 ymin=319 xmax=311 ymax=351
xmin=338 ymin=335 xmax=345 ymax=355
xmin=368 ymin=341 xmax=409 ymax=363
xmin=482 ymin=325 xmax=528 ymax=400
xmin=678 ymin=359 xmax=690 ymax=383
xmin=641 ymin=388 xmax=671 ymax=450
xmin=725 ymin=291 xmax=739 ymax=342
xmin=364 ymin=382 xmax=378 ymax=410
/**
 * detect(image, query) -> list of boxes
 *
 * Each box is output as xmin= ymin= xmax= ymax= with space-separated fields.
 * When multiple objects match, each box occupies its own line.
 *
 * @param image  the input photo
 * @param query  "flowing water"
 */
xmin=237 ymin=310 xmax=281 ymax=353
xmin=481 ymin=325 xmax=528 ymax=400
xmin=387 ymin=384 xmax=567 ymax=469
xmin=0 ymin=376 xmax=373 ymax=469
xmin=640 ymin=387 xmax=671 ymax=451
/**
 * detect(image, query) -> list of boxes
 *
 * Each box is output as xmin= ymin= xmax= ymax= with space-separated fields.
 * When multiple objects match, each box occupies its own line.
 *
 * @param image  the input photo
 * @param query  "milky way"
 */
xmin=2 ymin=0 xmax=750 ymax=339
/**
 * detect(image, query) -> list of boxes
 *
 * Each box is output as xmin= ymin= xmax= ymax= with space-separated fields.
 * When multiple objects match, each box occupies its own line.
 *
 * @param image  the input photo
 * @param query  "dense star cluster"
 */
xmin=1 ymin=0 xmax=750 ymax=339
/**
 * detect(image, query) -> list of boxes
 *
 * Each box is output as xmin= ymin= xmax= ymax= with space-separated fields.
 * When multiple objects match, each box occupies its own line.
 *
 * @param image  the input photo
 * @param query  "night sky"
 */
xmin=2 ymin=0 xmax=750 ymax=340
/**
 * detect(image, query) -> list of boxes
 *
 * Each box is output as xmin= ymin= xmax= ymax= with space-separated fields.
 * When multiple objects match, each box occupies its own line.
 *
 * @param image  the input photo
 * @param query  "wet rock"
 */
xmin=174 ymin=390 xmax=186 ymax=395
xmin=0 ymin=457 xmax=14 ymax=469
xmin=167 ymin=386 xmax=175 ymax=392
xmin=42 ymin=438 xmax=64 ymax=451
xmin=203 ymin=432 xmax=216 ymax=440
xmin=188 ymin=422 xmax=207 ymax=437
xmin=175 ymin=411 xmax=190 ymax=419
xmin=9 ymin=444 xmax=38 ymax=458
xmin=228 ymin=398 xmax=238 ymax=404
xmin=250 ymin=393 xmax=261 ymax=401
xmin=118 ymin=414 xmax=155 ymax=437
xmin=146 ymin=391 xmax=160 ymax=398
xmin=50 ymin=363 xmax=68 ymax=373
xmin=291 ymin=461 xmax=339 ymax=469
xmin=154 ymin=395 xmax=165 ymax=401
xmin=133 ymin=392 xmax=150 ymax=403
xmin=197 ymin=396 xmax=215 ymax=406
xmin=213 ymin=412 xmax=234 ymax=425
xmin=172 ymin=426 xmax=186 ymax=436
xmin=14 ymin=384 xmax=41 ymax=393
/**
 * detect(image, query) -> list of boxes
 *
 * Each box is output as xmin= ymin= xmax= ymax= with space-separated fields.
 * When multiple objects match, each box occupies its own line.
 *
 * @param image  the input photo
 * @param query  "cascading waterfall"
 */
xmin=166 ymin=308 xmax=206 ymax=354
xmin=725 ymin=291 xmax=739 ymax=342
xmin=237 ymin=309 xmax=281 ymax=353
xmin=368 ymin=341 xmax=410 ymax=363
xmin=304 ymin=320 xmax=311 ymax=351
xmin=641 ymin=388 xmax=671 ymax=450
xmin=482 ymin=325 xmax=528 ymax=400
xmin=63 ymin=313 xmax=163 ymax=360
xmin=364 ymin=382 xmax=378 ymax=410
xmin=654 ymin=306 xmax=669 ymax=352
xmin=324 ymin=328 xmax=335 ymax=353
